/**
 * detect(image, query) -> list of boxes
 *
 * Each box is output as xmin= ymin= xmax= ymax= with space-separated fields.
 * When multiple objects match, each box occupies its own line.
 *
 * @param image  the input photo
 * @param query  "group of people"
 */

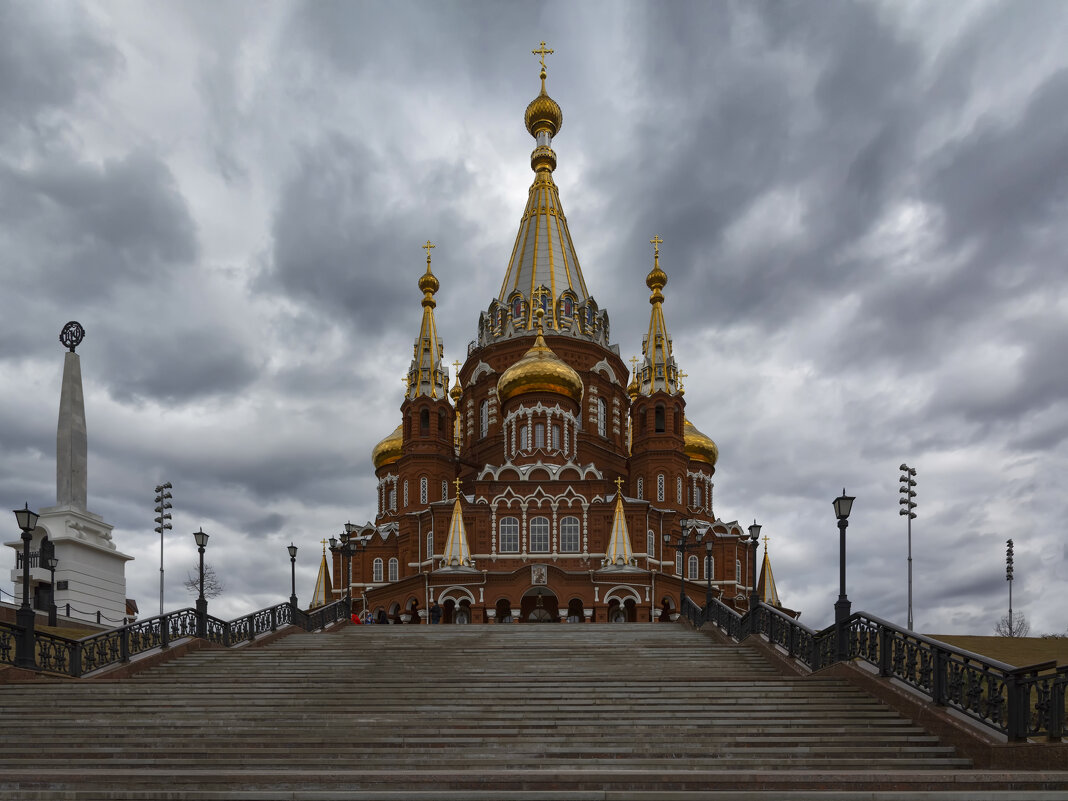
xmin=349 ymin=600 xmax=445 ymax=625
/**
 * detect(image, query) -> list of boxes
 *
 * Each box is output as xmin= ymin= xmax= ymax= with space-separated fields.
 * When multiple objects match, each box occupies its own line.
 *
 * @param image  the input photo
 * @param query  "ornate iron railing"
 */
xmin=0 ymin=598 xmax=349 ymax=678
xmin=693 ymin=596 xmax=1066 ymax=742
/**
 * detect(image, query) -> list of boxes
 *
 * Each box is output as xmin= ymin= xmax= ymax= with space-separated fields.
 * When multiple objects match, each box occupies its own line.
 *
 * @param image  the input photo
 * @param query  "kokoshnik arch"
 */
xmin=332 ymin=44 xmax=784 ymax=625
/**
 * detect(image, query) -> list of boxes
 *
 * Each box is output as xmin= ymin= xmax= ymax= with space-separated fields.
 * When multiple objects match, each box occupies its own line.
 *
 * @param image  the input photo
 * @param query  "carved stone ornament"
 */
xmin=60 ymin=321 xmax=85 ymax=352
xmin=531 ymin=565 xmax=547 ymax=585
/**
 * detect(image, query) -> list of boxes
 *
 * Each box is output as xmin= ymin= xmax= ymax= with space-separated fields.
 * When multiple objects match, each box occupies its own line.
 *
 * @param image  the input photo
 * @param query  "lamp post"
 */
xmin=329 ymin=523 xmax=363 ymax=613
xmin=287 ymin=543 xmax=298 ymax=612
xmin=193 ymin=527 xmax=209 ymax=637
xmin=663 ymin=520 xmax=705 ymax=617
xmin=748 ymin=520 xmax=761 ymax=610
xmin=833 ymin=489 xmax=855 ymax=662
xmin=899 ymin=464 xmax=917 ymax=630
xmin=154 ymin=483 xmax=172 ymax=616
xmin=13 ymin=503 xmax=40 ymax=669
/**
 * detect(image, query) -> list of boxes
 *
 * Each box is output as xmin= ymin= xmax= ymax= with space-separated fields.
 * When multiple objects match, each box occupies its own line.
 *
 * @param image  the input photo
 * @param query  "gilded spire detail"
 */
xmin=407 ymin=241 xmax=448 ymax=400
xmin=440 ymin=477 xmax=473 ymax=569
xmin=603 ymin=477 xmax=634 ymax=567
xmin=757 ymin=535 xmax=780 ymax=606
xmin=637 ymin=235 xmax=681 ymax=396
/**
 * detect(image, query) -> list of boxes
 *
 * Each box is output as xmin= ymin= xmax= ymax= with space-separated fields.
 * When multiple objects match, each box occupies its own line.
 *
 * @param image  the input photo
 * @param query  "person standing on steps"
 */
xmin=430 ymin=600 xmax=442 ymax=624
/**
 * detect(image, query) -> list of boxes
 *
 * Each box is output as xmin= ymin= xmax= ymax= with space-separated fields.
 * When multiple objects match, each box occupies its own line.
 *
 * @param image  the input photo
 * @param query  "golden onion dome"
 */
xmin=371 ymin=424 xmax=403 ymax=470
xmin=684 ymin=418 xmax=719 ymax=468
xmin=497 ymin=311 xmax=583 ymax=404
xmin=449 ymin=374 xmax=462 ymax=404
xmin=525 ymin=70 xmax=563 ymax=139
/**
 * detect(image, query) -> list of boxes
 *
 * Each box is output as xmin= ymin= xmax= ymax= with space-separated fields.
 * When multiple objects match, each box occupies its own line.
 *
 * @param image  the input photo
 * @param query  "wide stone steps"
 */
xmin=1 ymin=623 xmax=1062 ymax=798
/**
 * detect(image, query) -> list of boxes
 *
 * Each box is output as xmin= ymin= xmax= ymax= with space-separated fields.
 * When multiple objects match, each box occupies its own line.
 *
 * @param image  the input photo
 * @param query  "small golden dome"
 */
xmin=626 ymin=372 xmax=639 ymax=401
xmin=497 ymin=311 xmax=583 ymax=404
xmin=371 ymin=424 xmax=403 ymax=470
xmin=525 ymin=71 xmax=563 ymax=139
xmin=449 ymin=375 xmax=462 ymax=404
xmin=684 ymin=418 xmax=719 ymax=467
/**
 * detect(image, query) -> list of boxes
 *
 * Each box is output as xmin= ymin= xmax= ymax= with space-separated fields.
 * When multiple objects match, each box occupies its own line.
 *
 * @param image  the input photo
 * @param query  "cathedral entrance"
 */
xmin=521 ymin=588 xmax=559 ymax=622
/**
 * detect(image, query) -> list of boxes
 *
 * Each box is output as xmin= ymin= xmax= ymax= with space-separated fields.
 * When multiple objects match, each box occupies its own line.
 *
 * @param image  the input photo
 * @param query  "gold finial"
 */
xmin=677 ymin=370 xmax=688 ymax=392
xmin=763 ymin=534 xmax=769 ymax=550
xmin=423 ymin=239 xmax=435 ymax=263
xmin=534 ymin=306 xmax=546 ymax=334
xmin=629 ymin=355 xmax=639 ymax=373
xmin=532 ymin=40 xmax=554 ymax=74
xmin=453 ymin=477 xmax=463 ymax=497
xmin=650 ymin=234 xmax=663 ymax=259
xmin=646 ymin=234 xmax=668 ymax=296
xmin=614 ymin=476 xmax=624 ymax=494
xmin=320 ymin=538 xmax=328 ymax=556
xmin=452 ymin=359 xmax=461 ymax=373
xmin=418 ymin=240 xmax=439 ymax=302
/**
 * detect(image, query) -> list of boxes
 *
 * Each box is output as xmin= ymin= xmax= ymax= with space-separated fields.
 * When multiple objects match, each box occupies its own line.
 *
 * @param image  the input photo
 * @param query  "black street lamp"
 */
xmin=287 ymin=543 xmax=298 ymax=611
xmin=748 ymin=520 xmax=761 ymax=610
xmin=193 ymin=527 xmax=209 ymax=637
xmin=663 ymin=520 xmax=705 ymax=617
xmin=13 ymin=503 xmax=39 ymax=669
xmin=833 ymin=489 xmax=855 ymax=662
xmin=329 ymin=522 xmax=364 ymax=613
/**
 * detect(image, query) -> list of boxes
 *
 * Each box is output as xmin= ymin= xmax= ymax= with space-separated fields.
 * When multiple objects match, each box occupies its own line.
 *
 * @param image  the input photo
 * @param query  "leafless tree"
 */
xmin=183 ymin=563 xmax=224 ymax=599
xmin=994 ymin=611 xmax=1030 ymax=637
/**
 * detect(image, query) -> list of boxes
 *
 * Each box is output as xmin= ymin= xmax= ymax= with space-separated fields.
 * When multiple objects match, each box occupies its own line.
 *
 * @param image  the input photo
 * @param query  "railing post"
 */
xmin=1005 ymin=670 xmax=1028 ymax=741
xmin=65 ymin=603 xmax=70 ymax=617
xmin=247 ymin=614 xmax=256 ymax=641
xmin=1049 ymin=669 xmax=1066 ymax=741
xmin=96 ymin=610 xmax=101 ymax=625
xmin=120 ymin=625 xmax=130 ymax=664
xmin=787 ymin=623 xmax=797 ymax=659
xmin=931 ymin=646 xmax=946 ymax=706
xmin=270 ymin=607 xmax=277 ymax=632
xmin=160 ymin=614 xmax=170 ymax=649
xmin=71 ymin=642 xmax=82 ymax=678
xmin=222 ymin=622 xmax=230 ymax=648
xmin=879 ymin=626 xmax=891 ymax=677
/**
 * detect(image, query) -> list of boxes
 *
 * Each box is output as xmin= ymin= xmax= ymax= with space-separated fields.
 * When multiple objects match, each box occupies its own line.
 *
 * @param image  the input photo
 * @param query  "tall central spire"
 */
xmin=497 ymin=43 xmax=590 ymax=330
xmin=637 ymin=236 xmax=681 ymax=396
xmin=407 ymin=241 xmax=448 ymax=400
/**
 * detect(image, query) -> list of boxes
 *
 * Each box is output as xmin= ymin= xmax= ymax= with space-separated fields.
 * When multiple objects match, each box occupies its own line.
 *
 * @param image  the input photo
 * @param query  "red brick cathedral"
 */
xmin=330 ymin=51 xmax=781 ymax=624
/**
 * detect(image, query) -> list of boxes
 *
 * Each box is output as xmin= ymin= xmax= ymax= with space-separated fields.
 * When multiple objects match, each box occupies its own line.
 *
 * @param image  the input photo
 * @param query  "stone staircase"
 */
xmin=1 ymin=623 xmax=1064 ymax=799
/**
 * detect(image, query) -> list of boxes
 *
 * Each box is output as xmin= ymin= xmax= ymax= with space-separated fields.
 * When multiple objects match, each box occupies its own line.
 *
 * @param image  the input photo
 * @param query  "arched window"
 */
xmin=636 ymin=476 xmax=644 ymax=500
xmin=403 ymin=480 xmax=409 ymax=508
xmin=480 ymin=400 xmax=489 ymax=438
xmin=389 ymin=488 xmax=396 ymax=510
xmin=512 ymin=298 xmax=522 ymax=319
xmin=529 ymin=516 xmax=550 ymax=552
xmin=426 ymin=531 xmax=434 ymax=559
xmin=551 ymin=424 xmax=561 ymax=450
xmin=534 ymin=422 xmax=545 ymax=448
xmin=597 ymin=398 xmax=606 ymax=437
xmin=372 ymin=558 xmax=383 ymax=583
xmin=655 ymin=404 xmax=665 ymax=433
xmin=675 ymin=551 xmax=682 ymax=576
xmin=657 ymin=474 xmax=665 ymax=502
xmin=420 ymin=408 xmax=430 ymax=435
xmin=519 ymin=425 xmax=528 ymax=450
xmin=647 ymin=530 xmax=655 ymax=556
xmin=499 ymin=517 xmax=519 ymax=553
xmin=563 ymin=297 xmax=573 ymax=317
xmin=688 ymin=555 xmax=699 ymax=580
xmin=676 ymin=476 xmax=683 ymax=505
xmin=442 ymin=480 xmax=448 ymax=501
xmin=388 ymin=557 xmax=399 ymax=582
xmin=695 ymin=485 xmax=702 ymax=508
xmin=735 ymin=559 xmax=742 ymax=584
xmin=419 ymin=476 xmax=427 ymax=505
xmin=560 ymin=516 xmax=580 ymax=553
xmin=705 ymin=554 xmax=714 ymax=580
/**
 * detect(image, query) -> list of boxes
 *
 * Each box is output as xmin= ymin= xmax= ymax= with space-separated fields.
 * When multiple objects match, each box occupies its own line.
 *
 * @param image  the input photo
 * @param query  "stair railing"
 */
xmin=695 ymin=595 xmax=1066 ymax=742
xmin=0 ymin=597 xmax=350 ymax=678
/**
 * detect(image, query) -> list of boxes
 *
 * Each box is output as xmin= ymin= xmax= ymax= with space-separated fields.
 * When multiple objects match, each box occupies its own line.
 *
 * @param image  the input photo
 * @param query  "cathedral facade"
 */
xmin=331 ymin=54 xmax=772 ymax=624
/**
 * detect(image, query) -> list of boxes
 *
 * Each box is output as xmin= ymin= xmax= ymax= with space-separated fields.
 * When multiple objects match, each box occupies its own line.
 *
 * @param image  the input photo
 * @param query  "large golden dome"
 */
xmin=684 ymin=418 xmax=719 ymax=468
xmin=525 ymin=71 xmax=563 ymax=138
xmin=371 ymin=424 xmax=403 ymax=470
xmin=497 ymin=313 xmax=583 ymax=404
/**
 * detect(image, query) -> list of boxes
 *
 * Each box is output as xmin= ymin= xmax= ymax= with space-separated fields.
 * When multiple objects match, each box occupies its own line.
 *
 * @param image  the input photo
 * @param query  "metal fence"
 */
xmin=686 ymin=595 xmax=1067 ymax=742
xmin=0 ymin=599 xmax=350 ymax=678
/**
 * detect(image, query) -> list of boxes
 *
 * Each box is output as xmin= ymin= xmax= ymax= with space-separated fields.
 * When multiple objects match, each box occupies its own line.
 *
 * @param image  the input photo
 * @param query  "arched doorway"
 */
xmin=455 ymin=599 xmax=471 ymax=624
xmin=388 ymin=601 xmax=401 ymax=624
xmin=495 ymin=598 xmax=513 ymax=623
xmin=607 ymin=599 xmax=625 ymax=623
xmin=659 ymin=595 xmax=677 ymax=622
xmin=405 ymin=597 xmax=420 ymax=623
xmin=520 ymin=587 xmax=559 ymax=622
xmin=566 ymin=598 xmax=584 ymax=623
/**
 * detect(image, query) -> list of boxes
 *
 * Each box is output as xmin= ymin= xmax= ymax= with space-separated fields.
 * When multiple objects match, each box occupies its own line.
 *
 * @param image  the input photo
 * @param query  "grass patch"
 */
xmin=927 ymin=634 xmax=1068 ymax=668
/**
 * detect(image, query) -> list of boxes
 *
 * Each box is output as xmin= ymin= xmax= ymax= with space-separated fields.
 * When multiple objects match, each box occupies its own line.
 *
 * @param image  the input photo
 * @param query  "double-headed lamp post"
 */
xmin=833 ymin=489 xmax=856 ymax=662
xmin=287 ymin=543 xmax=298 ymax=611
xmin=13 ymin=503 xmax=40 ymax=669
xmin=193 ymin=527 xmax=209 ymax=637
xmin=664 ymin=520 xmax=705 ymax=616
xmin=748 ymin=520 xmax=762 ymax=610
xmin=329 ymin=522 xmax=363 ymax=612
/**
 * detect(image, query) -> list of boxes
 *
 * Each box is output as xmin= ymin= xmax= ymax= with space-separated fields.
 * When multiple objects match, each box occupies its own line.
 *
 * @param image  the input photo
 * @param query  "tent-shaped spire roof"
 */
xmin=311 ymin=540 xmax=333 ymax=608
xmin=757 ymin=536 xmax=780 ymax=607
xmin=497 ymin=45 xmax=590 ymax=331
xmin=602 ymin=478 xmax=634 ymax=568
xmin=637 ymin=236 xmax=682 ymax=396
xmin=439 ymin=479 xmax=474 ymax=570
xmin=406 ymin=241 xmax=449 ymax=400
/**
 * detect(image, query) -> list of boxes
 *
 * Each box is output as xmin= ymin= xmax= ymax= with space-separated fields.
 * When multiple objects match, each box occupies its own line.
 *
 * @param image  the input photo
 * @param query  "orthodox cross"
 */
xmin=677 ymin=370 xmax=688 ymax=391
xmin=615 ymin=476 xmax=624 ymax=495
xmin=762 ymin=534 xmax=769 ymax=550
xmin=320 ymin=538 xmax=328 ymax=555
xmin=532 ymin=41 xmax=554 ymax=71
xmin=452 ymin=360 xmax=461 ymax=381
xmin=629 ymin=355 xmax=639 ymax=375
xmin=453 ymin=477 xmax=463 ymax=498
xmin=649 ymin=234 xmax=663 ymax=258
xmin=531 ymin=285 xmax=552 ymax=315
xmin=422 ymin=240 xmax=435 ymax=264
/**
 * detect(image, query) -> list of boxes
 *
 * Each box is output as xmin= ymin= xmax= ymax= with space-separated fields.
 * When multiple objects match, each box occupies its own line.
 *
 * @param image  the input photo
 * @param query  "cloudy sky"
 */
xmin=2 ymin=1 xmax=1066 ymax=635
